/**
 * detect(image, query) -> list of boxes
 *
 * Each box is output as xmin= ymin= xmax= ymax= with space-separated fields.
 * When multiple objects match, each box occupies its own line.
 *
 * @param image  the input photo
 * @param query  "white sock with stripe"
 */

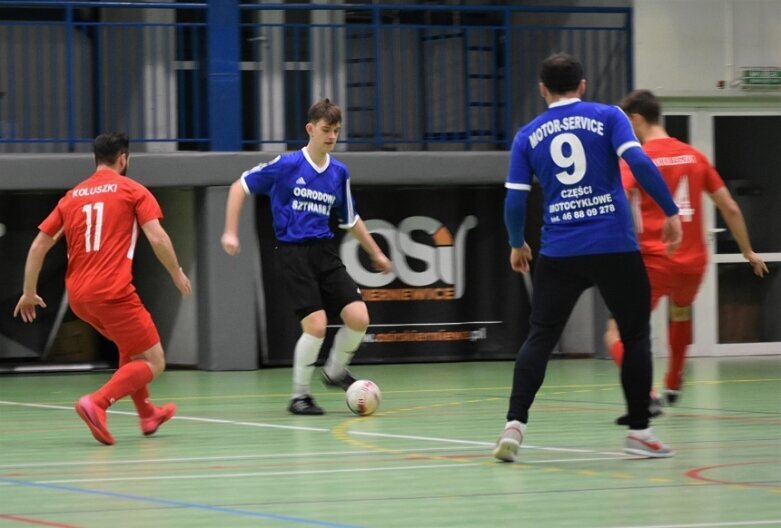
xmin=292 ymin=333 xmax=324 ymax=398
xmin=324 ymin=326 xmax=365 ymax=380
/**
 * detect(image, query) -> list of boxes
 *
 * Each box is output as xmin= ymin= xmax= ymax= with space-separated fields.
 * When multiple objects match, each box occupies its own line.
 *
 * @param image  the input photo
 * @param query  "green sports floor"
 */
xmin=1 ymin=356 xmax=780 ymax=528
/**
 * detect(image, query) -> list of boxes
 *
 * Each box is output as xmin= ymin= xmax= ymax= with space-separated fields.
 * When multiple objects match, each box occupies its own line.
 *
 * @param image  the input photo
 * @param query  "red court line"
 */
xmin=0 ymin=514 xmax=81 ymax=527
xmin=687 ymin=460 xmax=781 ymax=488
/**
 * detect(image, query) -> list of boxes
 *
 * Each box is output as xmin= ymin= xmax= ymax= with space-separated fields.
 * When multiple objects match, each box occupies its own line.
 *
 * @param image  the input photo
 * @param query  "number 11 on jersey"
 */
xmin=82 ymin=202 xmax=104 ymax=252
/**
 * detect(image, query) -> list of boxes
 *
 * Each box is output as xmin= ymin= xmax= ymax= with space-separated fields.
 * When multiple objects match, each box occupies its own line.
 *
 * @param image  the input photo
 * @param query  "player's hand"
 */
xmin=509 ymin=243 xmax=533 ymax=273
xmin=371 ymin=252 xmax=393 ymax=274
xmin=13 ymin=293 xmax=47 ymax=323
xmin=221 ymin=232 xmax=240 ymax=256
xmin=744 ymin=251 xmax=769 ymax=277
xmin=173 ymin=267 xmax=193 ymax=297
xmin=662 ymin=214 xmax=682 ymax=255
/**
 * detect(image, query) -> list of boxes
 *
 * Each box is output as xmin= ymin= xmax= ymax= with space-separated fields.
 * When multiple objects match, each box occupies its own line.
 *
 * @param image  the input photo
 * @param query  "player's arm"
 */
xmin=621 ymin=147 xmax=682 ymax=253
xmin=222 ymin=179 xmax=247 ymax=256
xmin=504 ymin=189 xmax=533 ymax=273
xmin=710 ymin=187 xmax=768 ymax=277
xmin=347 ymin=218 xmax=392 ymax=273
xmin=141 ymin=219 xmax=192 ymax=297
xmin=504 ymin=134 xmax=533 ymax=273
xmin=13 ymin=230 xmax=59 ymax=322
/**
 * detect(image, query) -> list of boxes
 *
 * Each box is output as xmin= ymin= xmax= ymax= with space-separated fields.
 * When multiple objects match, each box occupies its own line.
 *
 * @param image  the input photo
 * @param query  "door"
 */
xmin=689 ymin=111 xmax=781 ymax=356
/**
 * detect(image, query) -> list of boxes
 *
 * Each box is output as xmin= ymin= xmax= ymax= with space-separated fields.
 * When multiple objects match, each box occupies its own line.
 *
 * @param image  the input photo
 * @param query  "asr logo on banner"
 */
xmin=340 ymin=215 xmax=478 ymax=301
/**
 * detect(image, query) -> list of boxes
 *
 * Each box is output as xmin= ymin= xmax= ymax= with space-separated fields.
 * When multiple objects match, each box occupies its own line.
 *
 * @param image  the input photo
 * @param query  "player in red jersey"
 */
xmin=14 ymin=133 xmax=192 ymax=445
xmin=605 ymin=90 xmax=767 ymax=412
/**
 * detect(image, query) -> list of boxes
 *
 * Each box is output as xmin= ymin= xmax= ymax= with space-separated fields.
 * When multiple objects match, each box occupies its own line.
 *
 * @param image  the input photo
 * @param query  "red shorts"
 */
xmin=69 ymin=292 xmax=160 ymax=359
xmin=643 ymin=254 xmax=705 ymax=310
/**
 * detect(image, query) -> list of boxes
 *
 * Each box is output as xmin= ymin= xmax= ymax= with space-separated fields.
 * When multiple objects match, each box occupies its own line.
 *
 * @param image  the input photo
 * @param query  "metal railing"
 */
xmin=0 ymin=2 xmax=632 ymax=152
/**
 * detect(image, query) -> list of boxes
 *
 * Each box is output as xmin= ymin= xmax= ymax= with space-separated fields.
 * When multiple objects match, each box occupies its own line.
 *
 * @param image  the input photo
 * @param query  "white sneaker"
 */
xmin=624 ymin=428 xmax=674 ymax=458
xmin=492 ymin=424 xmax=523 ymax=462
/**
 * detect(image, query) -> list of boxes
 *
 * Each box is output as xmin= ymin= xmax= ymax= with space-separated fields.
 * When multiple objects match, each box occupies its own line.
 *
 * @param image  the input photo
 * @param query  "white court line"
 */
xmin=612 ymin=521 xmax=781 ymax=528
xmin=327 ymin=321 xmax=504 ymax=328
xmin=0 ymin=399 xmax=328 ymax=433
xmin=351 ymin=430 xmax=628 ymax=457
xmin=0 ymin=462 xmax=481 ymax=486
xmin=1 ymin=399 xmax=630 ymax=459
xmin=0 ymin=445 xmax=486 ymax=470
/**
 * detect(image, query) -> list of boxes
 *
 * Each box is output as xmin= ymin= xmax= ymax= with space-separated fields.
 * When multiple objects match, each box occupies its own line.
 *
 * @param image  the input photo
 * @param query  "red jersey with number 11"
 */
xmin=620 ymin=137 xmax=725 ymax=272
xmin=38 ymin=168 xmax=163 ymax=302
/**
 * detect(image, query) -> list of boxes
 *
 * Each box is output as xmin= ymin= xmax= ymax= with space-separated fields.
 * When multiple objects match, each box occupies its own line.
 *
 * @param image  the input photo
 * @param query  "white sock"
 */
xmin=506 ymin=420 xmax=527 ymax=436
xmin=324 ymin=326 xmax=365 ymax=379
xmin=292 ymin=333 xmax=324 ymax=398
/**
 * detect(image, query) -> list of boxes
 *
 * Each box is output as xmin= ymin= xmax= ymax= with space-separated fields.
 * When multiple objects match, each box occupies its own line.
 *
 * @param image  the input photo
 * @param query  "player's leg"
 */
xmin=664 ymin=271 xmax=703 ymax=404
xmin=595 ymin=252 xmax=653 ymax=430
xmin=604 ymin=255 xmax=667 ymax=367
xmin=321 ymin=301 xmax=367 ymax=390
xmin=320 ymin=257 xmax=367 ymax=389
xmin=278 ymin=243 xmax=327 ymax=414
xmin=71 ymin=295 xmax=161 ymax=444
xmin=287 ymin=309 xmax=327 ymax=415
xmin=495 ymin=255 xmax=588 ymax=462
xmin=595 ymin=252 xmax=673 ymax=457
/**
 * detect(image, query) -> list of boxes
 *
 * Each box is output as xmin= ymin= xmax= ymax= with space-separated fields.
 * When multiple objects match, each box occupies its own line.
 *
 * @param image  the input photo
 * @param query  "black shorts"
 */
xmin=276 ymin=239 xmax=363 ymax=320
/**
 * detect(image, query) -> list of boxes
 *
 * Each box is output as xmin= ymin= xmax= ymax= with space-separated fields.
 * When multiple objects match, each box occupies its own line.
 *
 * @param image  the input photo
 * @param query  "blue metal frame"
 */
xmin=0 ymin=2 xmax=633 ymax=151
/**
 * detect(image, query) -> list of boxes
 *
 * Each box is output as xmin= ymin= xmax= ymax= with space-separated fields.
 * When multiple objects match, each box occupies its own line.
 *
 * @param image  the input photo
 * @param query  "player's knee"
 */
xmin=301 ymin=310 xmax=328 ymax=338
xmin=342 ymin=302 xmax=369 ymax=331
xmin=669 ymin=303 xmax=692 ymax=322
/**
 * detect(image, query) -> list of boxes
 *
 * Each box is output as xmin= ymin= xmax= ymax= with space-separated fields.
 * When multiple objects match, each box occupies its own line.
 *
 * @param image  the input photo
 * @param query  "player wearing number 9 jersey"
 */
xmin=604 ymin=90 xmax=767 ymax=407
xmin=492 ymin=53 xmax=683 ymax=462
xmin=13 ymin=133 xmax=192 ymax=446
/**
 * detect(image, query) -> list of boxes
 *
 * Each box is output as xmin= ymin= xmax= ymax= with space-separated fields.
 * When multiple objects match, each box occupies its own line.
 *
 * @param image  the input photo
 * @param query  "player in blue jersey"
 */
xmin=222 ymin=98 xmax=392 ymax=415
xmin=492 ymin=53 xmax=683 ymax=461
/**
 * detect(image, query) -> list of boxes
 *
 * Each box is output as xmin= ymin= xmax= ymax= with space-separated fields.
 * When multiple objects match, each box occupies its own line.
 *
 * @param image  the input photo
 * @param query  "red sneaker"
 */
xmin=140 ymin=403 xmax=176 ymax=436
xmin=75 ymin=395 xmax=115 ymax=446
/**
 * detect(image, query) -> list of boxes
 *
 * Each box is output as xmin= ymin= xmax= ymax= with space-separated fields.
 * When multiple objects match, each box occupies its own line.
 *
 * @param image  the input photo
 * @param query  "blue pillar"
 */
xmin=207 ymin=0 xmax=241 ymax=151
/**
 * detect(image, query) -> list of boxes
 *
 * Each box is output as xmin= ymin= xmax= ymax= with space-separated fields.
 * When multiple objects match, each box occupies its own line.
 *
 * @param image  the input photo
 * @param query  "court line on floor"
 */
xmin=2 ymin=462 xmax=480 ymax=486
xmin=611 ymin=520 xmax=781 ymax=528
xmin=0 ymin=446 xmax=486 ymax=470
xmin=0 ymin=477 xmax=362 ymax=528
xmin=0 ymin=399 xmax=629 ymax=458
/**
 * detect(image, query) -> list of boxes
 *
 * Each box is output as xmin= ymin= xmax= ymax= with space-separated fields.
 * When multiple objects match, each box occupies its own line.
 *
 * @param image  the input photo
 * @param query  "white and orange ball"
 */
xmin=345 ymin=379 xmax=382 ymax=416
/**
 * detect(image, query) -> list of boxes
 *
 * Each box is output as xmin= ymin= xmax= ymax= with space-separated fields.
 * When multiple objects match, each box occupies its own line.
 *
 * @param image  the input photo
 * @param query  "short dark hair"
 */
xmin=619 ymin=89 xmax=661 ymax=124
xmin=540 ymin=52 xmax=584 ymax=94
xmin=308 ymin=98 xmax=341 ymax=125
xmin=93 ymin=133 xmax=129 ymax=165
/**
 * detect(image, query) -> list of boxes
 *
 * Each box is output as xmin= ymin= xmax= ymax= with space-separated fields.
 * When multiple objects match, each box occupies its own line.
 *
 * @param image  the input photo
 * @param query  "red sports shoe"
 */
xmin=75 ymin=395 xmax=115 ymax=446
xmin=140 ymin=403 xmax=176 ymax=436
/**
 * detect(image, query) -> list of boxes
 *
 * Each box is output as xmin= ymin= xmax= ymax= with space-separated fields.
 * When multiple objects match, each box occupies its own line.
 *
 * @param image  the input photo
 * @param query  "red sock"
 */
xmin=119 ymin=357 xmax=155 ymax=418
xmin=610 ymin=340 xmax=625 ymax=366
xmin=666 ymin=320 xmax=691 ymax=390
xmin=92 ymin=361 xmax=154 ymax=409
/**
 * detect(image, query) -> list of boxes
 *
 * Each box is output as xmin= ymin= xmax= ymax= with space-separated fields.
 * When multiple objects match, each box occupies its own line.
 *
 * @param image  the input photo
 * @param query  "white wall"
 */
xmin=634 ymin=0 xmax=781 ymax=96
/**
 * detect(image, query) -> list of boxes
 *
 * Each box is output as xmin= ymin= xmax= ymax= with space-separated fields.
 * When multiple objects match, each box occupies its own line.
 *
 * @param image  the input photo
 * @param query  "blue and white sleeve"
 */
xmin=337 ymin=172 xmax=359 ymax=229
xmin=504 ymin=134 xmax=533 ymax=247
xmin=240 ymin=155 xmax=281 ymax=195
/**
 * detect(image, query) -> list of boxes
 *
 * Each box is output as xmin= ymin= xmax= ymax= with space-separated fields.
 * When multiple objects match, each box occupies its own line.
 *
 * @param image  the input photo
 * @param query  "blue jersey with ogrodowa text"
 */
xmin=506 ymin=98 xmax=640 ymax=257
xmin=241 ymin=148 xmax=358 ymax=243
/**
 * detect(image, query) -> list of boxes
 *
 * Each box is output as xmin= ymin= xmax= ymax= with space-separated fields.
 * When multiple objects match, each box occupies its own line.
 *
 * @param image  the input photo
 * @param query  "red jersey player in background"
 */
xmin=605 ymin=90 xmax=767 ymax=416
xmin=14 ymin=132 xmax=192 ymax=445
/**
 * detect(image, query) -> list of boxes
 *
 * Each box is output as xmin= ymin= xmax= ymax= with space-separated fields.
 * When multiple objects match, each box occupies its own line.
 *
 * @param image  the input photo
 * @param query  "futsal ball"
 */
xmin=345 ymin=379 xmax=381 ymax=416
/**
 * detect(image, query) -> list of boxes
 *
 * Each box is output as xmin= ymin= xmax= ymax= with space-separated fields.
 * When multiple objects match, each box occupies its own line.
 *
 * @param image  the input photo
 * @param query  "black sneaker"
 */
xmin=664 ymin=389 xmax=680 ymax=406
xmin=287 ymin=395 xmax=325 ymax=415
xmin=321 ymin=370 xmax=356 ymax=391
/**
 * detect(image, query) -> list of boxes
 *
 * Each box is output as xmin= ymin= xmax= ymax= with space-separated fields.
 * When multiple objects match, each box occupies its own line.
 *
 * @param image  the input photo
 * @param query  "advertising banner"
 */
xmin=258 ymin=185 xmax=535 ymax=366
